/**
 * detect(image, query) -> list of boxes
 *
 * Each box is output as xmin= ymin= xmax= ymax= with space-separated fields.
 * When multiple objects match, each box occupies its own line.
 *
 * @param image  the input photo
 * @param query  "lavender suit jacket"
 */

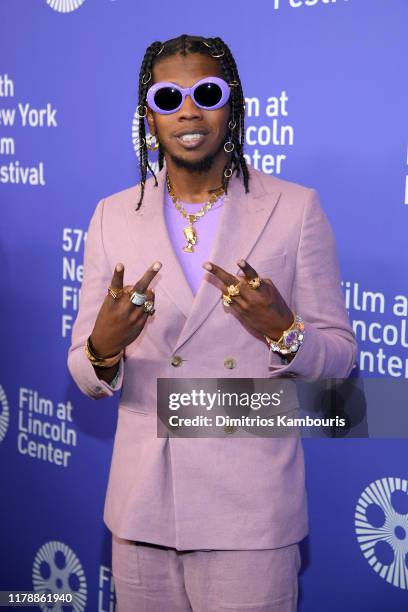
xmin=67 ymin=162 xmax=357 ymax=550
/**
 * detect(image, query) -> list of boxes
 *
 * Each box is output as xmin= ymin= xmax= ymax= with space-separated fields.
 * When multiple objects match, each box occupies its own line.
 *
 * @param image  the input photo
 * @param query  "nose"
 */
xmin=178 ymin=93 xmax=202 ymax=118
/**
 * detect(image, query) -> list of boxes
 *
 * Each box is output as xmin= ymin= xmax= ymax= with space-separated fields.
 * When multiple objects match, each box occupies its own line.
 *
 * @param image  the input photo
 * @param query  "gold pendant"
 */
xmin=183 ymin=223 xmax=197 ymax=253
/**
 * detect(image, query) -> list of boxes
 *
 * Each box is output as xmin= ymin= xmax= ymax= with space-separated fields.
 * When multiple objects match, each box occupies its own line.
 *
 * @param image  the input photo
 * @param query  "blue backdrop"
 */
xmin=1 ymin=0 xmax=407 ymax=610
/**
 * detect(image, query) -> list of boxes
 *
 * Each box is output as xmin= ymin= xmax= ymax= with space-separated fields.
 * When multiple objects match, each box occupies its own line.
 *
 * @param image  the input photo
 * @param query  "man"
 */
xmin=68 ymin=34 xmax=357 ymax=612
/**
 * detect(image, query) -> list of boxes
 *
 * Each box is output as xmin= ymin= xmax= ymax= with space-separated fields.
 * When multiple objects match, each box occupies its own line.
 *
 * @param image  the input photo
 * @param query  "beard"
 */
xmin=162 ymin=136 xmax=227 ymax=173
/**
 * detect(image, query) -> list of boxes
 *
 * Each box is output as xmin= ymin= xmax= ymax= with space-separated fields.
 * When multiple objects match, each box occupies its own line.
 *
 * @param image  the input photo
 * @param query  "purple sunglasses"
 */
xmin=146 ymin=76 xmax=231 ymax=114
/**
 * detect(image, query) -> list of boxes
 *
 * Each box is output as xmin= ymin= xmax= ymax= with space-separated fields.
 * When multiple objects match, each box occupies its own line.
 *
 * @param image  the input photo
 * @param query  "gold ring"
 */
xmin=108 ymin=287 xmax=123 ymax=299
xmin=222 ymin=294 xmax=232 ymax=307
xmin=143 ymin=300 xmax=155 ymax=315
xmin=227 ymin=283 xmax=240 ymax=297
xmin=248 ymin=277 xmax=261 ymax=289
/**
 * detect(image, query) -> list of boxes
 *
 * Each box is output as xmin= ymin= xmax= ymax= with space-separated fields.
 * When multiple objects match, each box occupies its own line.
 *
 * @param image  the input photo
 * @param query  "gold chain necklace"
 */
xmin=166 ymin=173 xmax=225 ymax=253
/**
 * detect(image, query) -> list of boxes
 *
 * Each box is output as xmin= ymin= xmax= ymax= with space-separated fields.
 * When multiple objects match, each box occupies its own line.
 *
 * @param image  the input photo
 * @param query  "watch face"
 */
xmin=284 ymin=330 xmax=299 ymax=346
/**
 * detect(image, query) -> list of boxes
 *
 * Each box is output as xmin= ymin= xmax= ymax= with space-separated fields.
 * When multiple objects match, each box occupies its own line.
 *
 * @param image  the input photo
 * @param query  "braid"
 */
xmin=206 ymin=36 xmax=249 ymax=197
xmin=134 ymin=34 xmax=250 ymax=210
xmin=135 ymin=40 xmax=163 ymax=210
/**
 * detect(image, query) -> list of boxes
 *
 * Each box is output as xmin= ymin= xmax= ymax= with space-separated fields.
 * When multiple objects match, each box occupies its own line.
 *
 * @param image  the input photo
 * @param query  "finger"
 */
xmin=110 ymin=263 xmax=124 ymax=290
xmin=145 ymin=287 xmax=155 ymax=304
xmin=131 ymin=261 xmax=162 ymax=294
xmin=222 ymin=293 xmax=248 ymax=313
xmin=262 ymin=277 xmax=277 ymax=290
xmin=129 ymin=288 xmax=155 ymax=319
xmin=128 ymin=287 xmax=154 ymax=308
xmin=203 ymin=261 xmax=238 ymax=287
xmin=237 ymin=259 xmax=259 ymax=281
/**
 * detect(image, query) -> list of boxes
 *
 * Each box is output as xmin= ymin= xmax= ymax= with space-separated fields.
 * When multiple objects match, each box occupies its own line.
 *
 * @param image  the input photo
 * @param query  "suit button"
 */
xmin=224 ymin=357 xmax=236 ymax=369
xmin=224 ymin=424 xmax=237 ymax=434
xmin=171 ymin=355 xmax=183 ymax=367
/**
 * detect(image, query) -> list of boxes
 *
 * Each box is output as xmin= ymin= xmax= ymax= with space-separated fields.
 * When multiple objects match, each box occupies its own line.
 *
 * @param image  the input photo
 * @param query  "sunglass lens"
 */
xmin=154 ymin=87 xmax=183 ymax=111
xmin=194 ymin=83 xmax=223 ymax=108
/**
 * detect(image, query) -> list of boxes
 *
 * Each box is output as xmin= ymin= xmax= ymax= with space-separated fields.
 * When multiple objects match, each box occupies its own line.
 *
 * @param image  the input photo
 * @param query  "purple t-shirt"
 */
xmin=164 ymin=188 xmax=225 ymax=295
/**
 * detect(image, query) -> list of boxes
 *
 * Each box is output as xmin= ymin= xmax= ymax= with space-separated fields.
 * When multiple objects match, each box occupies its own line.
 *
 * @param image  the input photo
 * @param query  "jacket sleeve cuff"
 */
xmin=268 ymin=321 xmax=316 ymax=378
xmin=68 ymin=346 xmax=124 ymax=399
xmin=268 ymin=320 xmax=356 ymax=380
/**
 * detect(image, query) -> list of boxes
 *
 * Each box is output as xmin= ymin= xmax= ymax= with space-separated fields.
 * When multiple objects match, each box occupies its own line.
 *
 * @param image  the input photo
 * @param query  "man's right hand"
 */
xmin=90 ymin=261 xmax=162 ymax=358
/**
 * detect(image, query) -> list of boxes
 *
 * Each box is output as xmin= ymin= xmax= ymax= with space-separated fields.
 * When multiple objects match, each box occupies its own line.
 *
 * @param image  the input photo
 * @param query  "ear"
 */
xmin=146 ymin=108 xmax=156 ymax=136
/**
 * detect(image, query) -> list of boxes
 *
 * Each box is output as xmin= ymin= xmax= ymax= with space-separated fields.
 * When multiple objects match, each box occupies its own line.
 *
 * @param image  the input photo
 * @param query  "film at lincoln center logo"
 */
xmin=46 ymin=0 xmax=86 ymax=13
xmin=0 ymin=385 xmax=10 ymax=443
xmin=355 ymin=477 xmax=408 ymax=590
xmin=33 ymin=541 xmax=87 ymax=611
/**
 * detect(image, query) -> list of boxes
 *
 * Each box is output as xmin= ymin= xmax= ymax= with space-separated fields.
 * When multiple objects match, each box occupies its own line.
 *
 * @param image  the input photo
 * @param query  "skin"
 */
xmin=203 ymin=259 xmax=295 ymax=354
xmin=90 ymin=52 xmax=295 ymax=383
xmin=90 ymin=262 xmax=162 ymax=383
xmin=146 ymin=52 xmax=231 ymax=202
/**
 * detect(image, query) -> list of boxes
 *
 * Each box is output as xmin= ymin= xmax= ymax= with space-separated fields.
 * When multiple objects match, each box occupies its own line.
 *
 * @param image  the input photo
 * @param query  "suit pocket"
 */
xmin=111 ymin=534 xmax=142 ymax=586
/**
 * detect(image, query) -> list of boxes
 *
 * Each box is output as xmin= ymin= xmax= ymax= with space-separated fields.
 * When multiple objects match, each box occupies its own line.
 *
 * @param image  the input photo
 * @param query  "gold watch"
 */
xmin=264 ymin=314 xmax=305 ymax=355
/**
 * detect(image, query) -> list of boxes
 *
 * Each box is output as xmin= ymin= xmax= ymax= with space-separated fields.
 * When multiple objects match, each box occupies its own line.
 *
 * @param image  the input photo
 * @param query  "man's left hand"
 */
xmin=203 ymin=259 xmax=294 ymax=341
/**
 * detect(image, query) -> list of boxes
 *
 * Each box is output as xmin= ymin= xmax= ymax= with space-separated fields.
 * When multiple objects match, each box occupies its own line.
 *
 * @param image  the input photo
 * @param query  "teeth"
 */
xmin=179 ymin=133 xmax=203 ymax=141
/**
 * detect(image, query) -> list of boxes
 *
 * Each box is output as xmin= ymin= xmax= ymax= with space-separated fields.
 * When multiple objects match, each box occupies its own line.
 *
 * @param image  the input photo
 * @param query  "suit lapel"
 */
xmin=125 ymin=166 xmax=194 ymax=319
xmin=125 ymin=162 xmax=282 ymax=352
xmin=173 ymin=166 xmax=282 ymax=352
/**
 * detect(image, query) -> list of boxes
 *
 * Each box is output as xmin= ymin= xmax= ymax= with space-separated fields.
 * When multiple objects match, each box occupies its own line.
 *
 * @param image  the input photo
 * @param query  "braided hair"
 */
xmin=135 ymin=34 xmax=249 ymax=210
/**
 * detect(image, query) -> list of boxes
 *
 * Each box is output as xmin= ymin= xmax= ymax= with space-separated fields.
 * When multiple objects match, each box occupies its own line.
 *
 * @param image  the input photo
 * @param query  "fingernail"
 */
xmin=116 ymin=263 xmax=124 ymax=272
xmin=153 ymin=261 xmax=162 ymax=271
xmin=238 ymin=259 xmax=246 ymax=267
xmin=203 ymin=262 xmax=212 ymax=271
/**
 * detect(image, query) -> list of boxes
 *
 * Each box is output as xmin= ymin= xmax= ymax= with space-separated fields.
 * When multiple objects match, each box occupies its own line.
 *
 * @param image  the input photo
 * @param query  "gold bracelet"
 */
xmin=264 ymin=314 xmax=305 ymax=355
xmin=270 ymin=314 xmax=296 ymax=345
xmin=85 ymin=336 xmax=124 ymax=368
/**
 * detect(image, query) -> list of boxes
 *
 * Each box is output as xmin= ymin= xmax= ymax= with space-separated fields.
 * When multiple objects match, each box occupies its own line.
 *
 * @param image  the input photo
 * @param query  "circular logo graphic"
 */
xmin=0 ymin=385 xmax=10 ymax=443
xmin=46 ymin=0 xmax=86 ymax=13
xmin=355 ymin=477 xmax=408 ymax=590
xmin=131 ymin=111 xmax=159 ymax=176
xmin=33 ymin=541 xmax=87 ymax=611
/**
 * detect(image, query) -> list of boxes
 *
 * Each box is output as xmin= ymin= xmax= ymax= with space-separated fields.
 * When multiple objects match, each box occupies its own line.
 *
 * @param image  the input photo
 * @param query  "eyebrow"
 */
xmin=153 ymin=75 xmax=221 ymax=86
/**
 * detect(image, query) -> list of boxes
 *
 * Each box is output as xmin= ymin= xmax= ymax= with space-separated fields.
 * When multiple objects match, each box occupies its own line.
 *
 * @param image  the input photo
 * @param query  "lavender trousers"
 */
xmin=112 ymin=534 xmax=301 ymax=612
